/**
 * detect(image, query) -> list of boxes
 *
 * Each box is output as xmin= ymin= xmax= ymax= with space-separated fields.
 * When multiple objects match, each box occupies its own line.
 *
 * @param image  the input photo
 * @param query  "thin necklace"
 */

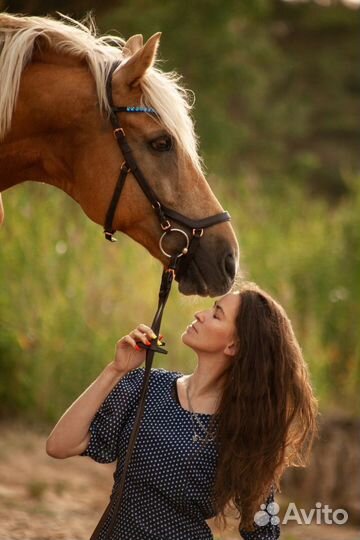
xmin=185 ymin=378 xmax=217 ymax=443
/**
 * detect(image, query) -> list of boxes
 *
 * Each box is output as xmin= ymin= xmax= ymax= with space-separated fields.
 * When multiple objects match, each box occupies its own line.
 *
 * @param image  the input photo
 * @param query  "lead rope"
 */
xmin=89 ymin=256 xmax=179 ymax=540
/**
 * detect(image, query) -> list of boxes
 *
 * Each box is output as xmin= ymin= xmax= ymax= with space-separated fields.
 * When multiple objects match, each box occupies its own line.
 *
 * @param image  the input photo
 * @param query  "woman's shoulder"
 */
xmin=122 ymin=367 xmax=183 ymax=383
xmin=150 ymin=367 xmax=183 ymax=381
xmin=123 ymin=367 xmax=183 ymax=390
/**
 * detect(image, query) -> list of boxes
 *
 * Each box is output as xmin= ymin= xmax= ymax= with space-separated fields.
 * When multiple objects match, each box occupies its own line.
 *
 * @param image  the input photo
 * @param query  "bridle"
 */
xmin=103 ymin=61 xmax=230 ymax=280
xmin=90 ymin=62 xmax=231 ymax=540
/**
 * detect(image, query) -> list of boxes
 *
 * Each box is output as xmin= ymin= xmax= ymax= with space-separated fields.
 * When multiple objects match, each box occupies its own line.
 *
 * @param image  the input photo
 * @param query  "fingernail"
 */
xmin=135 ymin=345 xmax=141 ymax=351
xmin=151 ymin=333 xmax=157 ymax=339
xmin=159 ymin=334 xmax=164 ymax=340
xmin=145 ymin=340 xmax=151 ymax=346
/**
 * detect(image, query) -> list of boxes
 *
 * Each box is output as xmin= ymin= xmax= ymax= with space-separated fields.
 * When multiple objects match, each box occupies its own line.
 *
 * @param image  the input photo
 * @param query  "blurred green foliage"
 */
xmin=2 ymin=2 xmax=359 ymax=192
xmin=98 ymin=1 xmax=360 ymax=197
xmin=1 ymin=174 xmax=359 ymax=420
xmin=0 ymin=1 xmax=359 ymax=420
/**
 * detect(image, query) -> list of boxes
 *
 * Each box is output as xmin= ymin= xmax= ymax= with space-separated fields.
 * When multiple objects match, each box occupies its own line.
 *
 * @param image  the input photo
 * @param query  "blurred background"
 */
xmin=0 ymin=1 xmax=359 ymax=539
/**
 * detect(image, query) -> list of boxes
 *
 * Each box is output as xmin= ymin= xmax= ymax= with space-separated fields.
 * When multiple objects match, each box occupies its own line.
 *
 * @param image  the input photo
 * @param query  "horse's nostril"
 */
xmin=224 ymin=252 xmax=236 ymax=281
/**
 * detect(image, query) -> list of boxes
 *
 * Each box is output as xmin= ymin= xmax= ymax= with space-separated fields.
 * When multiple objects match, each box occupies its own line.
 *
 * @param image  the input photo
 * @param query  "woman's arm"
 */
xmin=46 ymin=323 xmax=156 ymax=459
xmin=46 ymin=361 xmax=127 ymax=458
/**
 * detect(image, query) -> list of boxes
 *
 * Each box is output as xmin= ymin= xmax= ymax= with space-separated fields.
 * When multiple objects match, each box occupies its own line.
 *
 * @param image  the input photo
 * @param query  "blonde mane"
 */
xmin=0 ymin=13 xmax=202 ymax=171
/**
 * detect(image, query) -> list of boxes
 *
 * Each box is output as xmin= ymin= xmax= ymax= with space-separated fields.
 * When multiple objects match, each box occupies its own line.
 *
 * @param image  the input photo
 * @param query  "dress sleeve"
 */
xmin=80 ymin=367 xmax=145 ymax=463
xmin=240 ymin=487 xmax=281 ymax=540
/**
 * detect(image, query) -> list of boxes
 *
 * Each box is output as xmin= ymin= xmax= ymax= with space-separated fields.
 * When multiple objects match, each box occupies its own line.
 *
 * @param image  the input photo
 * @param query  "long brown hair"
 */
xmin=211 ymin=282 xmax=319 ymax=532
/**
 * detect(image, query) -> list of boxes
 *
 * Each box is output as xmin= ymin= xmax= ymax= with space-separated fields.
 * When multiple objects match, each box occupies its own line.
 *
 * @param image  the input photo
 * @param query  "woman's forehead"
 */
xmin=216 ymin=292 xmax=240 ymax=316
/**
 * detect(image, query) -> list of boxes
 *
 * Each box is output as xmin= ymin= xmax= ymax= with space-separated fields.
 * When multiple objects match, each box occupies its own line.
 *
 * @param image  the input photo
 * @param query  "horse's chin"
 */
xmin=177 ymin=262 xmax=231 ymax=298
xmin=178 ymin=277 xmax=209 ymax=297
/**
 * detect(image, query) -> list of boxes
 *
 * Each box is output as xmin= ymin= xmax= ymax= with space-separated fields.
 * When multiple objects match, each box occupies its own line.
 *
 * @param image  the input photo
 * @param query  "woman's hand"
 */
xmin=112 ymin=324 xmax=158 ymax=374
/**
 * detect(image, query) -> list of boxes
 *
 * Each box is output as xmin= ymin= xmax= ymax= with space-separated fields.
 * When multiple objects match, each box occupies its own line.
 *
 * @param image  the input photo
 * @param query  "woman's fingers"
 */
xmin=130 ymin=328 xmax=152 ymax=346
xmin=137 ymin=324 xmax=157 ymax=340
xmin=118 ymin=325 xmax=159 ymax=353
xmin=121 ymin=335 xmax=138 ymax=349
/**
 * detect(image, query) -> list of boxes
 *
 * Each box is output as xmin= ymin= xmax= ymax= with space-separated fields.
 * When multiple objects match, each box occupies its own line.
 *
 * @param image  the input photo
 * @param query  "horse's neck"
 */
xmin=0 ymin=140 xmax=42 ymax=225
xmin=0 ymin=58 xmax=88 ymax=228
xmin=0 ymin=60 xmax=84 ymax=197
xmin=0 ymin=139 xmax=42 ymax=190
xmin=0 ymin=137 xmax=71 ymax=193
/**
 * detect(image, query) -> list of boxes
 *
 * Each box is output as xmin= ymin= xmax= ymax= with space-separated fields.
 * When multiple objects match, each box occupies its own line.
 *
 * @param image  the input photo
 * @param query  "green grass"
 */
xmin=0 ymin=173 xmax=359 ymax=421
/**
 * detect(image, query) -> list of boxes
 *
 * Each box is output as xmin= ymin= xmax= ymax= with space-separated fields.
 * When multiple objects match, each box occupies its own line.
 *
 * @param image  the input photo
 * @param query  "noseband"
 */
xmin=90 ymin=62 xmax=231 ymax=540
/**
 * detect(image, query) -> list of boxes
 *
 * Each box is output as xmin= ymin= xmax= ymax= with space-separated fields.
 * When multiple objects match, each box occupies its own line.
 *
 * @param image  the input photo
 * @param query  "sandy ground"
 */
xmin=0 ymin=421 xmax=358 ymax=540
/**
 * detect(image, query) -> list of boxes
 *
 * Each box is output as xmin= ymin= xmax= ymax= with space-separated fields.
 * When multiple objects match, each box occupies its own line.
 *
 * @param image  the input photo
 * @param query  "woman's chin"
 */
xmin=181 ymin=332 xmax=194 ymax=348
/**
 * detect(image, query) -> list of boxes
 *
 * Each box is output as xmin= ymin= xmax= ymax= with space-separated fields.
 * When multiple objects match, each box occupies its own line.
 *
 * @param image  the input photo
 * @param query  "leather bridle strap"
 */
xmin=103 ymin=62 xmax=230 ymax=255
xmin=103 ymin=161 xmax=130 ymax=242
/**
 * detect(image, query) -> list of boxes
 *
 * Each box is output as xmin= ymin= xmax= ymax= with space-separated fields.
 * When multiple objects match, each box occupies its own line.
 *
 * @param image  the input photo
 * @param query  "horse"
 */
xmin=0 ymin=13 xmax=239 ymax=297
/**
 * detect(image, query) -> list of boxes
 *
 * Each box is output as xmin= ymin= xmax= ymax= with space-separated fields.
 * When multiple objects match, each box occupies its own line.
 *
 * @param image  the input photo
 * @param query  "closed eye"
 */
xmin=149 ymin=135 xmax=173 ymax=152
xmin=213 ymin=307 xmax=220 ymax=319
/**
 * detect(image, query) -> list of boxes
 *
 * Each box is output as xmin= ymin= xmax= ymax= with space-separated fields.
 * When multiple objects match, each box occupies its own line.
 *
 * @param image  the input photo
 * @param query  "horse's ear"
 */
xmin=115 ymin=32 xmax=161 ymax=88
xmin=123 ymin=34 xmax=144 ymax=57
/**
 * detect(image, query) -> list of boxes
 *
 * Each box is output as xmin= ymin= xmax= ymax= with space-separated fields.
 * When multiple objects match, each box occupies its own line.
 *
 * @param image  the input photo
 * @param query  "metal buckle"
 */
xmin=152 ymin=201 xmax=170 ymax=230
xmin=192 ymin=228 xmax=204 ymax=237
xmin=120 ymin=161 xmax=131 ymax=173
xmin=159 ymin=228 xmax=190 ymax=258
xmin=104 ymin=231 xmax=117 ymax=242
xmin=161 ymin=220 xmax=171 ymax=231
xmin=152 ymin=201 xmax=161 ymax=210
xmin=113 ymin=127 xmax=125 ymax=139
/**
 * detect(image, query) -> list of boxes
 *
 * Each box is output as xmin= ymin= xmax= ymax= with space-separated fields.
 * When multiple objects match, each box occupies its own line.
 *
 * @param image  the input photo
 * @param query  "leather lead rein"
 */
xmin=90 ymin=261 xmax=177 ymax=540
xmin=90 ymin=61 xmax=231 ymax=540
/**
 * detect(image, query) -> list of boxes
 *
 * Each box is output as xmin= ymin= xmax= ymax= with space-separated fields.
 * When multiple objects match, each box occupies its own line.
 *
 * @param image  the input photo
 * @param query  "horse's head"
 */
xmin=69 ymin=33 xmax=239 ymax=296
xmin=0 ymin=15 xmax=239 ymax=296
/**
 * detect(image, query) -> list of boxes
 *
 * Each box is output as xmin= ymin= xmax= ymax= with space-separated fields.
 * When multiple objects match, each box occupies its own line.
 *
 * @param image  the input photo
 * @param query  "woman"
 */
xmin=46 ymin=282 xmax=318 ymax=539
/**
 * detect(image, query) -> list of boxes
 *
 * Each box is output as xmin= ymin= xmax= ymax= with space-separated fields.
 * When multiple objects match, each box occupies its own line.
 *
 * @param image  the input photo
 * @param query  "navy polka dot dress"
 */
xmin=81 ymin=367 xmax=280 ymax=539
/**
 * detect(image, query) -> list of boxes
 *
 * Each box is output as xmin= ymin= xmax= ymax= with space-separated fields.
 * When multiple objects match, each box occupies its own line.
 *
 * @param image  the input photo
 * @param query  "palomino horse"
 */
xmin=0 ymin=14 xmax=239 ymax=296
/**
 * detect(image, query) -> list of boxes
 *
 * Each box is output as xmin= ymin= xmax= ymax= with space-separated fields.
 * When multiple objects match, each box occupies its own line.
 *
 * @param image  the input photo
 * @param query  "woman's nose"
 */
xmin=194 ymin=311 xmax=205 ymax=322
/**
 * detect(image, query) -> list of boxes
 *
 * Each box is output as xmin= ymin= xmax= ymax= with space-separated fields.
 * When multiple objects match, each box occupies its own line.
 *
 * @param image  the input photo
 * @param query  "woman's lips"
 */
xmin=187 ymin=324 xmax=198 ymax=333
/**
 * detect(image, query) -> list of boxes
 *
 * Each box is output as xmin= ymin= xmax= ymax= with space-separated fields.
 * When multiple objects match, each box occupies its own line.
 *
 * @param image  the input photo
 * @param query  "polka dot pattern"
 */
xmin=81 ymin=368 xmax=280 ymax=539
xmin=240 ymin=488 xmax=281 ymax=539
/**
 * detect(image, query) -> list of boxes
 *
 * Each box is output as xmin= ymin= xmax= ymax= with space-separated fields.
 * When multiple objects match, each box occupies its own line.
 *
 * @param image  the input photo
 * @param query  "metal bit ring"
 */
xmin=159 ymin=228 xmax=190 ymax=258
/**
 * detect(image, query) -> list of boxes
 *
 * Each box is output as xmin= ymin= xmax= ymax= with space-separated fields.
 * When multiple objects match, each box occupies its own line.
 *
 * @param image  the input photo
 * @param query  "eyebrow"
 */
xmin=213 ymin=300 xmax=226 ymax=317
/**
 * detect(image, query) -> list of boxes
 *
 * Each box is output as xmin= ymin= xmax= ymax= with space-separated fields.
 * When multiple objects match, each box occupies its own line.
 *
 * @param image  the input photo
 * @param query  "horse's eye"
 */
xmin=150 ymin=136 xmax=172 ymax=152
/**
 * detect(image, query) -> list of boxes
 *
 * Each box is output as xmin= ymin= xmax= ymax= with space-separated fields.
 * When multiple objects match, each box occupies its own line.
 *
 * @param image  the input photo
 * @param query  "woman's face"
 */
xmin=181 ymin=292 xmax=240 ymax=357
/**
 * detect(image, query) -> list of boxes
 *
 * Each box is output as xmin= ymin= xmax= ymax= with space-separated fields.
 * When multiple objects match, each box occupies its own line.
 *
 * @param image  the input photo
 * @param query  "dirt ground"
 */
xmin=0 ymin=421 xmax=358 ymax=540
